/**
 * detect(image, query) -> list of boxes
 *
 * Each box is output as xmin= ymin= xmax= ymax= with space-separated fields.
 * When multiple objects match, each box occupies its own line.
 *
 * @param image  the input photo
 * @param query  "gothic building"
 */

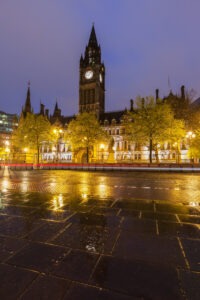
xmin=21 ymin=25 xmax=192 ymax=163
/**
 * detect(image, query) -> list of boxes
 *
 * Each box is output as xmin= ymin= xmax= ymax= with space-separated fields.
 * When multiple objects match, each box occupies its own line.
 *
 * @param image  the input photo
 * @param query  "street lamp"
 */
xmin=83 ymin=136 xmax=89 ymax=163
xmin=186 ymin=131 xmax=196 ymax=139
xmin=100 ymin=144 xmax=105 ymax=161
xmin=23 ymin=148 xmax=28 ymax=163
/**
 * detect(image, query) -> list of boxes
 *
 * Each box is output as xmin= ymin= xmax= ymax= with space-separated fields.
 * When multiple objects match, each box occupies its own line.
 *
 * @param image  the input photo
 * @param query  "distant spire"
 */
xmin=55 ymin=101 xmax=58 ymax=111
xmin=24 ymin=82 xmax=32 ymax=115
xmin=53 ymin=100 xmax=61 ymax=118
xmin=40 ymin=102 xmax=45 ymax=115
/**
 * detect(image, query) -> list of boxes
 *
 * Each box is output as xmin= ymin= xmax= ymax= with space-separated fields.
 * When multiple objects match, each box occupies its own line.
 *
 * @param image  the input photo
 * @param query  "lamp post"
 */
xmin=53 ymin=129 xmax=63 ymax=162
xmin=186 ymin=131 xmax=196 ymax=163
xmin=4 ymin=141 xmax=10 ymax=163
xmin=23 ymin=148 xmax=28 ymax=163
xmin=100 ymin=144 xmax=105 ymax=162
xmin=83 ymin=137 xmax=89 ymax=163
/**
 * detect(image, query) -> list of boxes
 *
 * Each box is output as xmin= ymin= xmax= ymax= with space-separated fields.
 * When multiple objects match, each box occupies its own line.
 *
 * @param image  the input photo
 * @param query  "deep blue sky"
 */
xmin=1 ymin=0 xmax=200 ymax=116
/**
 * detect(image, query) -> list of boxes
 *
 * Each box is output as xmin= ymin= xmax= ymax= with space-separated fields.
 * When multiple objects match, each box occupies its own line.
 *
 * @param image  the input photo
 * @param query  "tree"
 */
xmin=13 ymin=113 xmax=52 ymax=164
xmin=125 ymin=96 xmax=185 ymax=163
xmin=164 ymin=118 xmax=186 ymax=163
xmin=66 ymin=112 xmax=108 ymax=163
xmin=186 ymin=110 xmax=200 ymax=161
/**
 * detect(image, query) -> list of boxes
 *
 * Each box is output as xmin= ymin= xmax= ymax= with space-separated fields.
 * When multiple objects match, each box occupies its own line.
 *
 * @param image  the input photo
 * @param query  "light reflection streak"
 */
xmin=0 ymin=195 xmax=3 ymax=209
xmin=21 ymin=182 xmax=28 ymax=192
xmin=98 ymin=183 xmax=108 ymax=198
xmin=2 ymin=179 xmax=9 ymax=192
xmin=52 ymin=194 xmax=64 ymax=210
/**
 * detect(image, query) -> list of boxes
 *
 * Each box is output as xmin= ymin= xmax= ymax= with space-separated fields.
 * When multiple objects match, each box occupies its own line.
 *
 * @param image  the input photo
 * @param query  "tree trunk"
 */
xmin=37 ymin=145 xmax=40 ymax=164
xmin=86 ymin=146 xmax=89 ymax=163
xmin=149 ymin=138 xmax=153 ymax=163
xmin=155 ymin=147 xmax=159 ymax=163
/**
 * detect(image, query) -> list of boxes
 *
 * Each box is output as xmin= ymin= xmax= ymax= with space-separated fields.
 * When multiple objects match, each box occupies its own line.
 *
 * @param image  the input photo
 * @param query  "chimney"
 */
xmin=40 ymin=103 xmax=45 ymax=115
xmin=130 ymin=99 xmax=134 ymax=111
xmin=181 ymin=85 xmax=185 ymax=99
xmin=45 ymin=109 xmax=49 ymax=119
xmin=155 ymin=89 xmax=159 ymax=101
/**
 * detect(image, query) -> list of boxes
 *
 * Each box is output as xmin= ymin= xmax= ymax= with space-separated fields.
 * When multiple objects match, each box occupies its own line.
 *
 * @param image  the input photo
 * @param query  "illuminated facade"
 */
xmin=20 ymin=26 xmax=193 ymax=163
xmin=0 ymin=111 xmax=18 ymax=160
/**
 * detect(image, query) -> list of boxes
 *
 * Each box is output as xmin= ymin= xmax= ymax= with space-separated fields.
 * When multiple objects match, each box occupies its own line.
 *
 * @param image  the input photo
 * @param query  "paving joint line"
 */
xmin=177 ymin=237 xmax=190 ymax=270
xmin=47 ymin=222 xmax=72 ymax=243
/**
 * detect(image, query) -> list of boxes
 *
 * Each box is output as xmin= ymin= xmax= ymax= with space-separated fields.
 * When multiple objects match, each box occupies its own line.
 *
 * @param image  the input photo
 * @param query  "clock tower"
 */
xmin=79 ymin=25 xmax=105 ymax=117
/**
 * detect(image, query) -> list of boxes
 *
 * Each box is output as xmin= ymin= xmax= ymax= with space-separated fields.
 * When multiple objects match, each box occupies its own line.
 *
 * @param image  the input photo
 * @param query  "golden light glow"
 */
xmin=52 ymin=194 xmax=64 ymax=210
xmin=189 ymin=201 xmax=199 ymax=207
xmin=186 ymin=131 xmax=196 ymax=139
xmin=2 ymin=179 xmax=9 ymax=192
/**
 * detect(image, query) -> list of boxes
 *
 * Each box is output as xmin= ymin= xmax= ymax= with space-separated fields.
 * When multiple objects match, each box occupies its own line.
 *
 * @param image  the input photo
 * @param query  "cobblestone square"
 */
xmin=0 ymin=169 xmax=200 ymax=299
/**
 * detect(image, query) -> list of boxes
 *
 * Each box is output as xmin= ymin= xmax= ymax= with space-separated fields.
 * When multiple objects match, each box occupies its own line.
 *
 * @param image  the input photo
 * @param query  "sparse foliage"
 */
xmin=66 ymin=112 xmax=108 ymax=162
xmin=125 ymin=96 xmax=185 ymax=163
xmin=13 ymin=113 xmax=52 ymax=163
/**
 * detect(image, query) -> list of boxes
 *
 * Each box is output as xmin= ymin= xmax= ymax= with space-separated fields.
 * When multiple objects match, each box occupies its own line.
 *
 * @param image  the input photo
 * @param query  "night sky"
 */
xmin=1 ymin=0 xmax=200 ymax=116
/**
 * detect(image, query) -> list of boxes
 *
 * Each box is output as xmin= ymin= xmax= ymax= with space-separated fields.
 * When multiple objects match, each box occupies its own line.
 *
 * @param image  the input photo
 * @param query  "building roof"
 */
xmin=99 ymin=110 xmax=126 ymax=124
xmin=190 ymin=97 xmax=200 ymax=109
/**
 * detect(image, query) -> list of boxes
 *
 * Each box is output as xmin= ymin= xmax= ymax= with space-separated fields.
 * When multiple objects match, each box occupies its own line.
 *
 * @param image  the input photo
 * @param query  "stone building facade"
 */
xmin=21 ymin=26 xmax=191 ymax=163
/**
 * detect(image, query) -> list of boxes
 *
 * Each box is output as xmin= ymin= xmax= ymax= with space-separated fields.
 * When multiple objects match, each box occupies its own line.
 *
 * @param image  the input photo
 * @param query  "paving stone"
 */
xmin=113 ymin=200 xmax=154 ymax=211
xmin=158 ymin=221 xmax=200 ymax=238
xmin=0 ymin=216 xmax=44 ymax=238
xmin=179 ymin=269 xmax=200 ymax=300
xmin=20 ymin=274 xmax=70 ymax=300
xmin=121 ymin=217 xmax=157 ymax=235
xmin=118 ymin=209 xmax=140 ymax=218
xmin=27 ymin=221 xmax=66 ymax=242
xmin=53 ymin=249 xmax=99 ymax=282
xmin=0 ymin=214 xmax=10 ymax=223
xmin=113 ymin=231 xmax=186 ymax=267
xmin=91 ymin=206 xmax=120 ymax=216
xmin=0 ymin=264 xmax=38 ymax=300
xmin=0 ymin=204 xmax=36 ymax=217
xmin=181 ymin=238 xmax=200 ymax=272
xmin=178 ymin=215 xmax=200 ymax=224
xmin=142 ymin=211 xmax=177 ymax=222
xmin=81 ymin=198 xmax=113 ymax=207
xmin=0 ymin=236 xmax=28 ymax=262
xmin=90 ymin=255 xmax=183 ymax=299
xmin=156 ymin=203 xmax=199 ymax=215
xmin=64 ymin=282 xmax=135 ymax=300
xmin=7 ymin=242 xmax=69 ymax=273
xmin=29 ymin=208 xmax=73 ymax=222
xmin=68 ymin=212 xmax=121 ymax=228
xmin=0 ymin=172 xmax=200 ymax=299
xmin=53 ymin=223 xmax=119 ymax=254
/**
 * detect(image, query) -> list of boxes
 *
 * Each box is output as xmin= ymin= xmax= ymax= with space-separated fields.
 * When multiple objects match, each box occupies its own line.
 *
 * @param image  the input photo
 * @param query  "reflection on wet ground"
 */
xmin=0 ymin=169 xmax=200 ymax=299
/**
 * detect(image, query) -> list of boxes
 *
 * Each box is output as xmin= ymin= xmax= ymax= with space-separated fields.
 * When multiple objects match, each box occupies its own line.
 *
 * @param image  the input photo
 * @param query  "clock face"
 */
xmin=85 ymin=70 xmax=93 ymax=79
xmin=99 ymin=73 xmax=103 ymax=83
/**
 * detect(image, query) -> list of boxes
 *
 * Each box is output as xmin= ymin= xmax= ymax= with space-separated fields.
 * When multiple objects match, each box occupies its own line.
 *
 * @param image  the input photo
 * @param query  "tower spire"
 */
xmin=88 ymin=24 xmax=98 ymax=48
xmin=22 ymin=81 xmax=32 ymax=117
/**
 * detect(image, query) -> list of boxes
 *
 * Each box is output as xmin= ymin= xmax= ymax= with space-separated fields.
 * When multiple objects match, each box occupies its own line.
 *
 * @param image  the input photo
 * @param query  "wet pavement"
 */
xmin=0 ymin=168 xmax=200 ymax=299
